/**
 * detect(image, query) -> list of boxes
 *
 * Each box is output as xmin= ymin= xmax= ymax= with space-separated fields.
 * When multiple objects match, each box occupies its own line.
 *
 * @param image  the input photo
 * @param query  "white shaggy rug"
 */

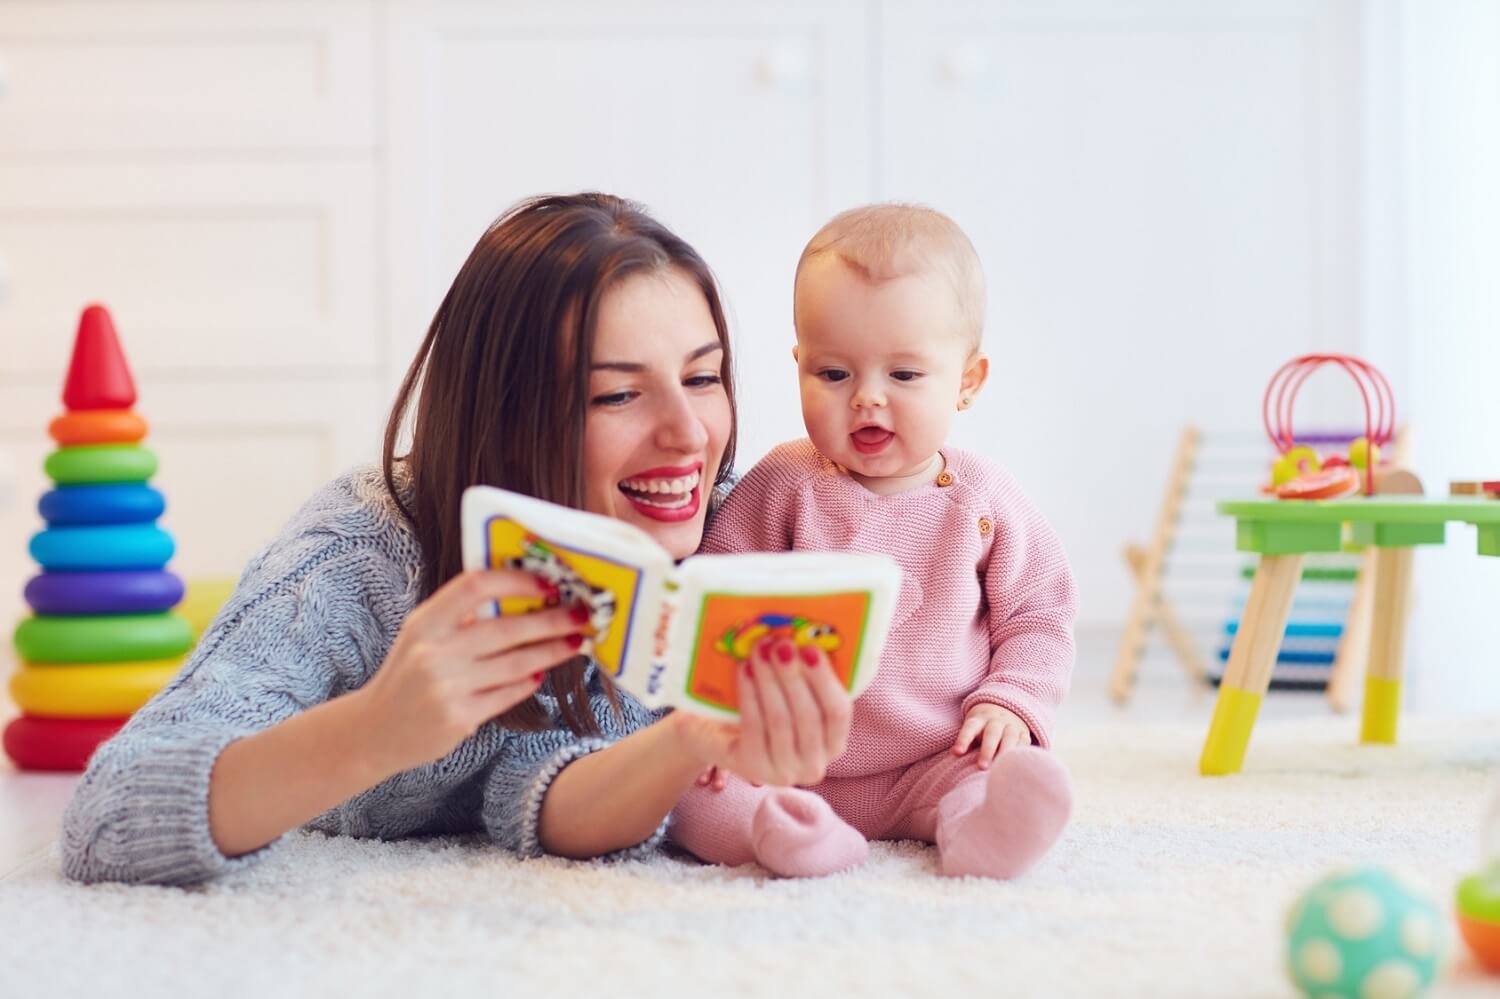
xmin=3 ymin=716 xmax=1498 ymax=999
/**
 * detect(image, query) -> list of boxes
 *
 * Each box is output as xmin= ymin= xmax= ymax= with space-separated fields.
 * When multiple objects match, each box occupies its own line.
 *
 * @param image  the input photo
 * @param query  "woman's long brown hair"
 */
xmin=382 ymin=193 xmax=738 ymax=734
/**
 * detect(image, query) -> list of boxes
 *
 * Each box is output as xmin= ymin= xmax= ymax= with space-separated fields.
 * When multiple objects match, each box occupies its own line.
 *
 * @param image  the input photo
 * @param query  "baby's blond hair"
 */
xmin=794 ymin=203 xmax=986 ymax=349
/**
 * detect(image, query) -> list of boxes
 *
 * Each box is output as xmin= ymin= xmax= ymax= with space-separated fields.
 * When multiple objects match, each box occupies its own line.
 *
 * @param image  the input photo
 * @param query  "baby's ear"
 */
xmin=960 ymin=351 xmax=990 ymax=406
xmin=791 ymin=344 xmax=800 ymax=364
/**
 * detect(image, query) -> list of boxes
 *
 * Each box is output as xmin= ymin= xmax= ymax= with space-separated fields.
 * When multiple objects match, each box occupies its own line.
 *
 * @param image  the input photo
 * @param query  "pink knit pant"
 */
xmin=672 ymin=749 xmax=1005 ymax=864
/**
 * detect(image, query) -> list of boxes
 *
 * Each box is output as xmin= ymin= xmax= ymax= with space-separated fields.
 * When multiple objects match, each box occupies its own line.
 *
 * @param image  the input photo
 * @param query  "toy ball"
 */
xmin=1285 ymin=867 xmax=1445 ymax=999
xmin=1348 ymin=437 xmax=1380 ymax=471
xmin=1455 ymin=862 xmax=1500 ymax=973
xmin=1455 ymin=784 xmax=1500 ymax=974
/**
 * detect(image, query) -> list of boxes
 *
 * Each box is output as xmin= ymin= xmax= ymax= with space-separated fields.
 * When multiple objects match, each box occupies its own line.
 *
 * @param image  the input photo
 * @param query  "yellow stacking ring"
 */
xmin=9 ymin=659 xmax=184 ymax=718
xmin=48 ymin=409 xmax=149 ymax=446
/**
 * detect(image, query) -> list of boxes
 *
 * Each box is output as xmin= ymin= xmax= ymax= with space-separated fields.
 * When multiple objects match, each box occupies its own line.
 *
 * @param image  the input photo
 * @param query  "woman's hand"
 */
xmin=355 ymin=569 xmax=588 ymax=774
xmin=670 ymin=637 xmax=852 ymax=787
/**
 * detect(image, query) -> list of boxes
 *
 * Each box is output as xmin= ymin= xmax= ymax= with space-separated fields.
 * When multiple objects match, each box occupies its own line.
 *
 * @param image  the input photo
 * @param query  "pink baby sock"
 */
xmin=750 ymin=788 xmax=869 ymax=878
xmin=935 ymin=747 xmax=1073 ymax=879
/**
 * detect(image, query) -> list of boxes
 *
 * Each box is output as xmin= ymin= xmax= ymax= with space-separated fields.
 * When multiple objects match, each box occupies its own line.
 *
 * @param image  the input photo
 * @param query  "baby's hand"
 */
xmin=952 ymin=704 xmax=1032 ymax=769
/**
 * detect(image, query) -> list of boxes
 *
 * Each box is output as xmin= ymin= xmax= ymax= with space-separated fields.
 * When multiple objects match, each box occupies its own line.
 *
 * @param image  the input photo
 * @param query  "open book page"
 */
xmin=460 ymin=486 xmax=674 ymax=701
xmin=663 ymin=553 xmax=901 ymax=719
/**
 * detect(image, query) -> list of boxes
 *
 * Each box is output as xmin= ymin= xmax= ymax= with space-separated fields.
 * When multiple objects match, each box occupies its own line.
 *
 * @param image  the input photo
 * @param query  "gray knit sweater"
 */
xmin=60 ymin=465 xmax=667 ymax=885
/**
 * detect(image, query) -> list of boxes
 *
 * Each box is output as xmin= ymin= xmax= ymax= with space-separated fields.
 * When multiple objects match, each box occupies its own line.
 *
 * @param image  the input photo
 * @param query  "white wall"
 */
xmin=1392 ymin=0 xmax=1500 ymax=713
xmin=0 ymin=0 xmax=1397 ymax=638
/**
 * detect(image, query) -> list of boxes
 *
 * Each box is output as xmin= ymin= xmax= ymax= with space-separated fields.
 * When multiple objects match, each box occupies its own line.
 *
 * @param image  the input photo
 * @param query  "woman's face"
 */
xmin=582 ymin=267 xmax=732 ymax=559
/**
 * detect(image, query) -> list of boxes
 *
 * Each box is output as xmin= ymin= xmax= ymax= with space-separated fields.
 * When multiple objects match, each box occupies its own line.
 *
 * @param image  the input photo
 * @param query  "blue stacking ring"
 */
xmin=24 ymin=570 xmax=184 ymax=615
xmin=38 ymin=484 xmax=165 ymax=526
xmin=29 ymin=524 xmax=176 ymax=571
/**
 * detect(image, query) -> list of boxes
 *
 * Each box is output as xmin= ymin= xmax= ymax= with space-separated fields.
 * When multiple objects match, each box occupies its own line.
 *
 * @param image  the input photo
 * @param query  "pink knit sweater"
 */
xmin=702 ymin=439 xmax=1077 ymax=777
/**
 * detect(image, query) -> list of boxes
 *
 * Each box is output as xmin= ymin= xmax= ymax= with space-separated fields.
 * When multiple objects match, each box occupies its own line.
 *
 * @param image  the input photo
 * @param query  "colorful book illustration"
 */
xmin=460 ymin=486 xmax=901 ymax=718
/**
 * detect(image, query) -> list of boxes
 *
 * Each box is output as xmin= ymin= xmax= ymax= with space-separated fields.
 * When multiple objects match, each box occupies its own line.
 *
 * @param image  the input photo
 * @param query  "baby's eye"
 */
xmin=818 ymin=369 xmax=849 ymax=383
xmin=891 ymin=370 xmax=923 ymax=382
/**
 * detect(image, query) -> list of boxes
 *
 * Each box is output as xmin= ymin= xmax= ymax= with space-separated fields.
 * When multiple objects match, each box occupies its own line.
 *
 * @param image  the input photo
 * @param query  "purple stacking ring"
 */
xmin=23 ymin=570 xmax=185 ymax=616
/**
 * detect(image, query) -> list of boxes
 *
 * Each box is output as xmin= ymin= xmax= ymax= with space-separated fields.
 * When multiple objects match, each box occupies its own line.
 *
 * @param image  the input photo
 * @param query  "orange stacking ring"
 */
xmin=48 ymin=409 xmax=148 ymax=446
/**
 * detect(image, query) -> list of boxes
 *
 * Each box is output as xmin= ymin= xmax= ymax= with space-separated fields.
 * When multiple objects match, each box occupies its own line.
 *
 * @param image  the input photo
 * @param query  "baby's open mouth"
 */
xmin=851 ymin=427 xmax=894 ymax=453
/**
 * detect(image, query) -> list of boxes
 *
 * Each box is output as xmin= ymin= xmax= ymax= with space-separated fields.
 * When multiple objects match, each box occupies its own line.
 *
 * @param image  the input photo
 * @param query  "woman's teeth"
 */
xmin=620 ymin=470 xmax=699 ymax=508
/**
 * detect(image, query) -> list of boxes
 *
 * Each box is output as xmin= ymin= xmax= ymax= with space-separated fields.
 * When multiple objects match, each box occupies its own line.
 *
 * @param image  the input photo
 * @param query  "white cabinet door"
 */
xmin=385 ymin=0 xmax=873 ymax=463
xmin=0 ymin=2 xmax=377 ymax=154
xmin=0 ymin=162 xmax=380 ymax=377
xmin=880 ymin=0 xmax=1361 ymax=624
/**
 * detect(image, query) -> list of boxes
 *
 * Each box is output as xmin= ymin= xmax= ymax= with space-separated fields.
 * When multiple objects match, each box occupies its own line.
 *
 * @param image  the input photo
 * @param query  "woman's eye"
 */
xmin=819 ymin=370 xmax=849 ymax=383
xmin=684 ymin=374 xmax=722 ymax=389
xmin=891 ymin=370 xmax=923 ymax=382
xmin=591 ymin=390 xmax=638 ymax=407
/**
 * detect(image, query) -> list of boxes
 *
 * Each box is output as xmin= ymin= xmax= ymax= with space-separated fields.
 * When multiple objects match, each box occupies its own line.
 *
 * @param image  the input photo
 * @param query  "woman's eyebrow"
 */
xmin=591 ymin=341 xmax=722 ymax=372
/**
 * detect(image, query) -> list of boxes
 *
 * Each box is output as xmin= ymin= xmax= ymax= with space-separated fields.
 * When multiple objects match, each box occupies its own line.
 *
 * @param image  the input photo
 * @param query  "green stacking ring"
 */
xmin=44 ymin=445 xmax=159 ymax=485
xmin=13 ymin=612 xmax=194 ymax=665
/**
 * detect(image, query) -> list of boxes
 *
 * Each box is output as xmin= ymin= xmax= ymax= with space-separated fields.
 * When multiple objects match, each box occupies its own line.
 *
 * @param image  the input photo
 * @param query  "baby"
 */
xmin=669 ymin=204 xmax=1077 ymax=878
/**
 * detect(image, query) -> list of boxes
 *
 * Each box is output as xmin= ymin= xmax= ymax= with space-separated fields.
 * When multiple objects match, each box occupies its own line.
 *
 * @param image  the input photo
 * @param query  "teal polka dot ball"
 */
xmin=1286 ymin=867 xmax=1445 ymax=999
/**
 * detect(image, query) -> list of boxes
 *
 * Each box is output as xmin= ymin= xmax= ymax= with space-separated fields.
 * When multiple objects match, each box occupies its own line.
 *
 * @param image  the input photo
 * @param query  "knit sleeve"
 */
xmin=961 ymin=474 xmax=1078 ymax=749
xmin=59 ymin=539 xmax=407 ymax=886
xmin=700 ymin=440 xmax=812 ymax=555
xmin=480 ymin=665 xmax=669 ymax=859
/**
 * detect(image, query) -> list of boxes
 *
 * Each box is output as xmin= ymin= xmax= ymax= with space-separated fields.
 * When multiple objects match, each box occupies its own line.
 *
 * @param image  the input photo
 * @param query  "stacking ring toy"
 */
xmin=44 ymin=444 xmax=158 ymax=485
xmin=29 ymin=524 xmax=175 ymax=571
xmin=9 ymin=659 xmax=183 ymax=717
xmin=47 ymin=409 xmax=148 ymax=446
xmin=24 ymin=570 xmax=184 ymax=615
xmin=3 ymin=716 xmax=127 ymax=772
xmin=38 ymin=484 xmax=165 ymax=526
xmin=14 ymin=612 xmax=193 ymax=664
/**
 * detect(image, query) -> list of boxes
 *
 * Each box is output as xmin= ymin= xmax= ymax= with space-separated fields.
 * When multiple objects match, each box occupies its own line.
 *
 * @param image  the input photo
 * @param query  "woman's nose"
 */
xmin=655 ymin=391 xmax=709 ymax=453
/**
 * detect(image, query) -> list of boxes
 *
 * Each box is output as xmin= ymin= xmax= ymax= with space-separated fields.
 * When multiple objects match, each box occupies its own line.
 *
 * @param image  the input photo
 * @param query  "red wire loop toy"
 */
xmin=1263 ymin=354 xmax=1395 ymax=497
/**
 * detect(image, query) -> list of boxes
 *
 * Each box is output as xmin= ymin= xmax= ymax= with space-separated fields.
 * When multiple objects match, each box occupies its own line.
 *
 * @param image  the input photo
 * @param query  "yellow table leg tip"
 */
xmin=1200 ymin=686 xmax=1264 ymax=775
xmin=1360 ymin=676 xmax=1402 ymax=744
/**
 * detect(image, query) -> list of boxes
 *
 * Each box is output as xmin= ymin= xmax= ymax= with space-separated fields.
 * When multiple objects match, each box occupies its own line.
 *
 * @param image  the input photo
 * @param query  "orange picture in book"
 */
xmin=682 ymin=591 xmax=873 ymax=712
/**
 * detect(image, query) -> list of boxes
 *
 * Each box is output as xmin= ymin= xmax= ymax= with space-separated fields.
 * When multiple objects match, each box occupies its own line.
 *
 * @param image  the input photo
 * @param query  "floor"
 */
xmin=0 ymin=627 xmax=1387 ymax=878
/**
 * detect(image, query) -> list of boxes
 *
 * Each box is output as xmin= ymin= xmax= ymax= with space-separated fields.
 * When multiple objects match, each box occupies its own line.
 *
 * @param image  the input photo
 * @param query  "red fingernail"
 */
xmin=744 ymin=661 xmax=755 ymax=678
xmin=532 ymin=672 xmax=544 ymax=683
xmin=566 ymin=633 xmax=585 ymax=649
xmin=799 ymin=645 xmax=819 ymax=667
xmin=775 ymin=641 xmax=794 ymax=665
xmin=569 ymin=604 xmax=590 ymax=624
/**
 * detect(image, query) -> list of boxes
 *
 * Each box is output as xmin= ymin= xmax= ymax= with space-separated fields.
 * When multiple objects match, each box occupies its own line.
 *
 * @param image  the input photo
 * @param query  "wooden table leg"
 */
xmin=1200 ymin=553 xmax=1305 ymax=775
xmin=1327 ymin=546 xmax=1376 ymax=713
xmin=1360 ymin=546 xmax=1415 ymax=743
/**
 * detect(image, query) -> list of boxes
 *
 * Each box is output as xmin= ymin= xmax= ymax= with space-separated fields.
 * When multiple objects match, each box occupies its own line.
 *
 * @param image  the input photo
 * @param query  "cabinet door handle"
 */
xmin=757 ymin=42 xmax=810 ymax=90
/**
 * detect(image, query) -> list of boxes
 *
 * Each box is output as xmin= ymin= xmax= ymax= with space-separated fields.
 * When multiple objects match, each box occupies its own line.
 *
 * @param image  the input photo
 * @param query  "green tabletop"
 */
xmin=1216 ymin=496 xmax=1500 ymax=555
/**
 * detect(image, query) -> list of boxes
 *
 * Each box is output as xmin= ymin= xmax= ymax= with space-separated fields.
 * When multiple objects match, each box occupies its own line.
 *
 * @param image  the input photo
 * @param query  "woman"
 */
xmin=61 ymin=193 xmax=852 ymax=884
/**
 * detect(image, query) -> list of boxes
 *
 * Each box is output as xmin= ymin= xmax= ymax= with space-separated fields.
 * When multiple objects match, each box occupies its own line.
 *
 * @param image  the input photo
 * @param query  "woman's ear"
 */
xmin=958 ymin=351 xmax=989 ymax=410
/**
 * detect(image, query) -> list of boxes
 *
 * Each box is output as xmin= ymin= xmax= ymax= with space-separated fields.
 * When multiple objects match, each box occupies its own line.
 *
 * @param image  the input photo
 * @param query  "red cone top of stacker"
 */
xmin=62 ymin=304 xmax=137 ymax=411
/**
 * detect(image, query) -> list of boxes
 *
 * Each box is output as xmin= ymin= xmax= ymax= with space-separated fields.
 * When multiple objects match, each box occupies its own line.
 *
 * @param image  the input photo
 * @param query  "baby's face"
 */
xmin=794 ymin=256 xmax=977 ymax=486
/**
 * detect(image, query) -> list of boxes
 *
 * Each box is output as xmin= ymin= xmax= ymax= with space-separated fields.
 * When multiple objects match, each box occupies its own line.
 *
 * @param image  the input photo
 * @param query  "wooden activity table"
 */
xmin=1201 ymin=496 xmax=1500 ymax=775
